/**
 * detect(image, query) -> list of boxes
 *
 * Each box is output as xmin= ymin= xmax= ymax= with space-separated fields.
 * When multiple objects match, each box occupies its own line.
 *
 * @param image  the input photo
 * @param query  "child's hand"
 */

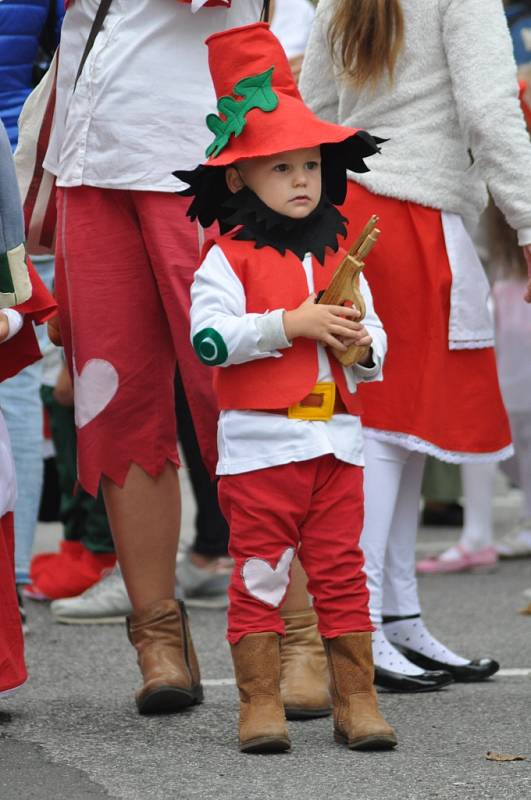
xmin=0 ymin=312 xmax=9 ymax=344
xmin=339 ymin=324 xmax=373 ymax=352
xmin=339 ymin=324 xmax=374 ymax=367
xmin=283 ymin=294 xmax=363 ymax=351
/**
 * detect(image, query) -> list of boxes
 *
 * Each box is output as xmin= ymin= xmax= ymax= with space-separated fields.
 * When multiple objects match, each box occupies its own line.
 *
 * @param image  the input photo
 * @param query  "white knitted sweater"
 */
xmin=300 ymin=0 xmax=531 ymax=243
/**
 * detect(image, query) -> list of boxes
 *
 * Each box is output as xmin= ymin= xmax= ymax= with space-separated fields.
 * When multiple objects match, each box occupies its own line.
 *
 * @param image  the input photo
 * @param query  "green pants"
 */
xmin=41 ymin=385 xmax=114 ymax=553
xmin=421 ymin=456 xmax=462 ymax=502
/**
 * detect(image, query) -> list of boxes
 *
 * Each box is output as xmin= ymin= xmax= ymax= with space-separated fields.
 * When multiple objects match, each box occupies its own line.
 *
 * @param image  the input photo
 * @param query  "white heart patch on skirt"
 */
xmin=74 ymin=358 xmax=119 ymax=429
xmin=241 ymin=547 xmax=295 ymax=607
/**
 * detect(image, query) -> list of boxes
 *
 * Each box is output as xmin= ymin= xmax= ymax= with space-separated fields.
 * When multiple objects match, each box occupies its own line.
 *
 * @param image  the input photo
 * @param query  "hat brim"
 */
xmin=206 ymin=93 xmax=367 ymax=167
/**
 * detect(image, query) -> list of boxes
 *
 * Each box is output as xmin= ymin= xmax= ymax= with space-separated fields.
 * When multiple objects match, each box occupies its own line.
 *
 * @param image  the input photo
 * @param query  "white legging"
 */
xmin=509 ymin=412 xmax=531 ymax=518
xmin=361 ymin=437 xmax=426 ymax=626
xmin=460 ymin=461 xmax=496 ymax=550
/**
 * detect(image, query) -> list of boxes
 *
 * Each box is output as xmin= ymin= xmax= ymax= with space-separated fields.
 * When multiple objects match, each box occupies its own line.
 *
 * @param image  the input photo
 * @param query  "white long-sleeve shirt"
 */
xmin=44 ymin=0 xmax=263 ymax=191
xmin=190 ymin=245 xmax=387 ymax=475
xmin=300 ymin=0 xmax=531 ymax=243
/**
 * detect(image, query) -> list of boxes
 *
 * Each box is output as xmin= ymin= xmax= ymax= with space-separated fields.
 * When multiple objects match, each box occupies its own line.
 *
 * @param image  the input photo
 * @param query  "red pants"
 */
xmin=55 ymin=187 xmax=219 ymax=496
xmin=0 ymin=513 xmax=27 ymax=694
xmin=218 ymin=456 xmax=373 ymax=644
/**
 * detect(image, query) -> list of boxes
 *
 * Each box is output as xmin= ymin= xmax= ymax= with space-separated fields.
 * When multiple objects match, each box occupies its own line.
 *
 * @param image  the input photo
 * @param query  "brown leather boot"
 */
xmin=127 ymin=598 xmax=203 ymax=714
xmin=231 ymin=632 xmax=291 ymax=753
xmin=324 ymin=632 xmax=397 ymax=750
xmin=279 ymin=607 xmax=331 ymax=719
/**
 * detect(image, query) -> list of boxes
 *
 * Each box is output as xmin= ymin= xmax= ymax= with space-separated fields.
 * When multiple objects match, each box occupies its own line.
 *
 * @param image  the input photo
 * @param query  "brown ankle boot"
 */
xmin=127 ymin=598 xmax=203 ymax=714
xmin=324 ymin=632 xmax=397 ymax=750
xmin=279 ymin=608 xmax=331 ymax=719
xmin=231 ymin=632 xmax=291 ymax=753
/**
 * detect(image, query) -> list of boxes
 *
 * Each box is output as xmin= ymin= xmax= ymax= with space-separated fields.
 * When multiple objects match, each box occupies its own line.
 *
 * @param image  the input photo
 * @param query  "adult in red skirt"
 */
xmin=40 ymin=0 xmax=331 ymax=718
xmin=1 ymin=118 xmax=56 ymax=697
xmin=301 ymin=0 xmax=531 ymax=691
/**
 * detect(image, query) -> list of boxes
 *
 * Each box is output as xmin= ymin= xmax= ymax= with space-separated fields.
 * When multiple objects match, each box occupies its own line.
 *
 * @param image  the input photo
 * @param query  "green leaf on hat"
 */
xmin=205 ymin=67 xmax=279 ymax=159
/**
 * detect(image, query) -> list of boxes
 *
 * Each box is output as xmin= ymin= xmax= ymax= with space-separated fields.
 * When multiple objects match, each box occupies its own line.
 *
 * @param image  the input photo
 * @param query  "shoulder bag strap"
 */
xmin=74 ymin=0 xmax=114 ymax=90
xmin=261 ymin=0 xmax=271 ymax=23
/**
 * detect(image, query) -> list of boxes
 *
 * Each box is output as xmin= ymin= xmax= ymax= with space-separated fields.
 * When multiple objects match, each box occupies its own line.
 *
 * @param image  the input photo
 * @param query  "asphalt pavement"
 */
xmin=1 ymin=470 xmax=530 ymax=800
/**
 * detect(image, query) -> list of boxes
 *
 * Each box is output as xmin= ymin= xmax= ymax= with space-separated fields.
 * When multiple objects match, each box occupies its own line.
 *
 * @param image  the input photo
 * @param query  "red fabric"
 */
xmin=0 ymin=258 xmax=57 ymax=383
xmin=30 ymin=548 xmax=116 ymax=600
xmin=341 ymin=181 xmax=512 ymax=455
xmin=219 ymin=456 xmax=372 ymax=644
xmin=204 ymin=23 xmax=361 ymax=167
xmin=213 ymin=235 xmax=362 ymax=414
xmin=55 ymin=186 xmax=220 ymax=496
xmin=30 ymin=539 xmax=85 ymax=582
xmin=178 ymin=0 xmax=232 ymax=6
xmin=0 ymin=514 xmax=27 ymax=694
xmin=519 ymin=80 xmax=531 ymax=131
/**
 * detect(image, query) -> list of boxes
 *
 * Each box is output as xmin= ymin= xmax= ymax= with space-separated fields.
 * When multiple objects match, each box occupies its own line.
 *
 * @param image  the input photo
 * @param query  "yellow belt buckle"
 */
xmin=288 ymin=382 xmax=336 ymax=421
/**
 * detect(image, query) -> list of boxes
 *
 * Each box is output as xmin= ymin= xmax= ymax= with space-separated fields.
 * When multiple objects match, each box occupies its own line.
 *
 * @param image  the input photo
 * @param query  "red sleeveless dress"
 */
xmin=341 ymin=181 xmax=512 ymax=461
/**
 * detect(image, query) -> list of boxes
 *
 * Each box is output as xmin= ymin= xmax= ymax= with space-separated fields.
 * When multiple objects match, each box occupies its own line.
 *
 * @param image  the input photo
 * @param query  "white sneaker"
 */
xmin=496 ymin=522 xmax=531 ymax=558
xmin=176 ymin=552 xmax=231 ymax=609
xmin=51 ymin=566 xmax=132 ymax=624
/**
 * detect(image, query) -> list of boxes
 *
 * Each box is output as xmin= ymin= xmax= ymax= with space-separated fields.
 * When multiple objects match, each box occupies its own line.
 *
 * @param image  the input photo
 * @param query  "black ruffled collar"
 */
xmin=222 ymin=187 xmax=347 ymax=264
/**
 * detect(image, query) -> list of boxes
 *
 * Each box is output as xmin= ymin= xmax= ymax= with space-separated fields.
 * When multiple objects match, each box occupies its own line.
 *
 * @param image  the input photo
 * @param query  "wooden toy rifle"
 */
xmin=317 ymin=215 xmax=380 ymax=367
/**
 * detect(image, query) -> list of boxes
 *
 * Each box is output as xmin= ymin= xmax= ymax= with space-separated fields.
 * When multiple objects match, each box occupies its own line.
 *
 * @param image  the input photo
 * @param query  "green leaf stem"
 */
xmin=205 ymin=67 xmax=279 ymax=158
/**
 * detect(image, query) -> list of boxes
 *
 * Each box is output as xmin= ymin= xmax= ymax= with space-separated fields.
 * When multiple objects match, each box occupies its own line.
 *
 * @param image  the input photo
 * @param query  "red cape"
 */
xmin=1 ymin=258 xmax=57 ymax=382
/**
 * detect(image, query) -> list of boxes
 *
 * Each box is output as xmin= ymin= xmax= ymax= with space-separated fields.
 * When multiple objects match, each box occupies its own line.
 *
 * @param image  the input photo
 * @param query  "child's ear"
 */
xmin=226 ymin=166 xmax=244 ymax=194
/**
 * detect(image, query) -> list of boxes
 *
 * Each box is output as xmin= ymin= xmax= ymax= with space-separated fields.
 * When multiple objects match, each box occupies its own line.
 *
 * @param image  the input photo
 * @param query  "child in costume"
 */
xmin=179 ymin=23 xmax=396 ymax=754
xmin=0 ymin=119 xmax=56 ymax=696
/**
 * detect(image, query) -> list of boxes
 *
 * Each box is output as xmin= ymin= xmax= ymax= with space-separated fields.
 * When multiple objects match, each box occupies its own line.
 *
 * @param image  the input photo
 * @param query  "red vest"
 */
xmin=210 ymin=234 xmax=362 ymax=414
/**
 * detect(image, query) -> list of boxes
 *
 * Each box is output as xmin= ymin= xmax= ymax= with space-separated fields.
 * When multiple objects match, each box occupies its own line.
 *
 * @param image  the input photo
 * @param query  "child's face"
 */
xmin=226 ymin=147 xmax=322 ymax=219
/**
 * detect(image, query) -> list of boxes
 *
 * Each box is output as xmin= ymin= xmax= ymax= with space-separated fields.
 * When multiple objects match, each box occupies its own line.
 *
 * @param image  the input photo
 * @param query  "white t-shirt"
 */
xmin=190 ymin=245 xmax=387 ymax=475
xmin=271 ymin=0 xmax=315 ymax=59
xmin=44 ymin=0 xmax=264 ymax=191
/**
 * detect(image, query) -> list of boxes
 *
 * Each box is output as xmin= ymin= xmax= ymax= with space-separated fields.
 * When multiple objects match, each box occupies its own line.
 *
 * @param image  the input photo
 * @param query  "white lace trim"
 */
xmin=364 ymin=428 xmax=514 ymax=463
xmin=449 ymin=338 xmax=494 ymax=350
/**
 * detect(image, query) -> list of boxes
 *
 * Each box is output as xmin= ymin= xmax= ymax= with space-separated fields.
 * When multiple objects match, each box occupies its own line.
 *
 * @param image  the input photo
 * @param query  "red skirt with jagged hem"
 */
xmin=55 ymin=187 xmax=220 ymax=496
xmin=0 ymin=514 xmax=27 ymax=694
xmin=341 ymin=182 xmax=512 ymax=460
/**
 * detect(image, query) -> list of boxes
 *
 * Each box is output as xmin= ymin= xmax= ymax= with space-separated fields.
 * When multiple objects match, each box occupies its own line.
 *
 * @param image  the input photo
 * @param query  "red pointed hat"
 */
xmin=175 ymin=23 xmax=383 ymax=228
xmin=203 ymin=22 xmax=366 ymax=166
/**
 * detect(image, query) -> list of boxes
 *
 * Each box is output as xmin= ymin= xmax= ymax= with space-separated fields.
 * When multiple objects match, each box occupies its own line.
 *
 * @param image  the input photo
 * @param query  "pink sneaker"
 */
xmin=417 ymin=544 xmax=498 ymax=574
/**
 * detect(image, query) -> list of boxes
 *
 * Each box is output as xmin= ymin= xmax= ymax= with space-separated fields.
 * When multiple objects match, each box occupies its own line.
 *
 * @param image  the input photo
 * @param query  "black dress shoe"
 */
xmin=374 ymin=665 xmax=454 ymax=693
xmin=395 ymin=647 xmax=500 ymax=682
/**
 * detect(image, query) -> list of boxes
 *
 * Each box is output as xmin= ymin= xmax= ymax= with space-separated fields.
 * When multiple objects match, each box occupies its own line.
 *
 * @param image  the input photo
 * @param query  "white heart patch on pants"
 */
xmin=242 ymin=547 xmax=295 ymax=607
xmin=74 ymin=358 xmax=119 ymax=429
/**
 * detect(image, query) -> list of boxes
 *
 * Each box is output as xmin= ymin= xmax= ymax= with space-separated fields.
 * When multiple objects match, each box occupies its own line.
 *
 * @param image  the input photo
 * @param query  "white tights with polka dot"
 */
xmin=371 ymin=628 xmax=425 ymax=675
xmin=383 ymin=616 xmax=470 ymax=667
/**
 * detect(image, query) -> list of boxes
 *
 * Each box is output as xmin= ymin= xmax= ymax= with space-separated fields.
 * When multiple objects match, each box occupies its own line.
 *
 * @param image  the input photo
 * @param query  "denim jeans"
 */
xmin=0 ymin=256 xmax=54 ymax=583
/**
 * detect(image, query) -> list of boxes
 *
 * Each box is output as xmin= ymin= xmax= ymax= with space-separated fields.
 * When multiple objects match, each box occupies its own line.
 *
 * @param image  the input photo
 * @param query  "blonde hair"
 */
xmin=329 ymin=0 xmax=405 ymax=90
xmin=487 ymin=202 xmax=528 ymax=280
